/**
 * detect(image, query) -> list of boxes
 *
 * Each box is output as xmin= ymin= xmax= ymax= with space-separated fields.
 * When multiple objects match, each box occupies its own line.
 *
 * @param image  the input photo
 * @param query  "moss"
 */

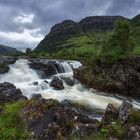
xmin=0 ymin=101 xmax=30 ymax=140
xmin=129 ymin=111 xmax=140 ymax=124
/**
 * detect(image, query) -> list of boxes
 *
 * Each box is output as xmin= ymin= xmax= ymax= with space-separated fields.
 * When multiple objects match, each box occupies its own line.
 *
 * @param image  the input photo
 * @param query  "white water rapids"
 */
xmin=0 ymin=59 xmax=140 ymax=112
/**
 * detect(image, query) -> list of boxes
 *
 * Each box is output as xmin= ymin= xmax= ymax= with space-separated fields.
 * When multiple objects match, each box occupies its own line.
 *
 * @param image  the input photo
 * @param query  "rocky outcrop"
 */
xmin=0 ymin=58 xmax=18 ymax=74
xmin=29 ymin=59 xmax=57 ymax=77
xmin=101 ymin=100 xmax=140 ymax=140
xmin=79 ymin=16 xmax=125 ymax=32
xmin=0 ymin=82 xmax=27 ymax=103
xmin=101 ymin=103 xmax=118 ymax=127
xmin=119 ymin=100 xmax=133 ymax=125
xmin=74 ymin=56 xmax=140 ymax=98
xmin=50 ymin=76 xmax=64 ymax=90
xmin=20 ymin=98 xmax=99 ymax=140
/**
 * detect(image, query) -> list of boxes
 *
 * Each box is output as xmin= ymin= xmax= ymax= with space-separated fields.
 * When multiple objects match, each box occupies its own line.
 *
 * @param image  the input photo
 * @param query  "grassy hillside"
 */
xmin=31 ymin=14 xmax=140 ymax=63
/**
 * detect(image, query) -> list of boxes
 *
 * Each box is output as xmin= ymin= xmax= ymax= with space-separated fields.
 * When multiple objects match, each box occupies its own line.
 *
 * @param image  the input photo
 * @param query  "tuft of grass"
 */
xmin=0 ymin=101 xmax=30 ymax=140
xmin=112 ymin=122 xmax=126 ymax=139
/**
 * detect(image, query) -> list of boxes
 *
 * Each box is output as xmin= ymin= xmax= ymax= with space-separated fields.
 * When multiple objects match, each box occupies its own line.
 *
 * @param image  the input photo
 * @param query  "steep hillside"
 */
xmin=34 ymin=16 xmax=126 ymax=53
xmin=130 ymin=14 xmax=140 ymax=54
xmin=0 ymin=44 xmax=18 ymax=55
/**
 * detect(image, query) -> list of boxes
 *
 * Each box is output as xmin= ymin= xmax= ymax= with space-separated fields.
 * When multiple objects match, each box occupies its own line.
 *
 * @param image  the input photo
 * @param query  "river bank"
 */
xmin=74 ymin=56 xmax=140 ymax=99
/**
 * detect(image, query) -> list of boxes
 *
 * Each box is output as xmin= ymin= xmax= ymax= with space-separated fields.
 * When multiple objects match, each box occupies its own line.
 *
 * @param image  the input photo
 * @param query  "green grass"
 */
xmin=0 ymin=101 xmax=30 ymax=140
xmin=67 ymin=133 xmax=109 ymax=140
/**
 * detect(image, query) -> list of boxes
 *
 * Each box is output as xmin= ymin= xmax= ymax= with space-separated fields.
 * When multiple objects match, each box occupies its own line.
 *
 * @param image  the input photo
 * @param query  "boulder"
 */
xmin=50 ymin=76 xmax=64 ymax=90
xmin=0 ymin=58 xmax=18 ymax=74
xmin=33 ymin=81 xmax=38 ymax=85
xmin=119 ymin=100 xmax=133 ymax=125
xmin=0 ymin=65 xmax=9 ymax=74
xmin=31 ymin=94 xmax=42 ymax=100
xmin=60 ymin=76 xmax=76 ymax=86
xmin=101 ymin=103 xmax=118 ymax=127
xmin=0 ymin=82 xmax=27 ymax=103
xmin=30 ymin=59 xmax=58 ymax=77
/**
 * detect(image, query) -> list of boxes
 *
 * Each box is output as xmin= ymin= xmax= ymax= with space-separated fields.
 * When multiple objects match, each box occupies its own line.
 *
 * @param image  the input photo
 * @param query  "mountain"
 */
xmin=0 ymin=44 xmax=18 ymax=55
xmin=34 ymin=14 xmax=140 ymax=55
xmin=34 ymin=16 xmax=126 ymax=53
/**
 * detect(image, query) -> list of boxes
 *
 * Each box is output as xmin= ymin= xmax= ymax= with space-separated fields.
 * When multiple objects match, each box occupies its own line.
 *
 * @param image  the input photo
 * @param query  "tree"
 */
xmin=101 ymin=19 xmax=134 ymax=56
xmin=26 ymin=48 xmax=32 ymax=55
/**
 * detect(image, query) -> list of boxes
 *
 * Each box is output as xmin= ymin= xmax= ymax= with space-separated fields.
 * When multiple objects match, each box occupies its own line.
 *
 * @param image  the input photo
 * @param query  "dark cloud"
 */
xmin=0 ymin=0 xmax=139 ymax=51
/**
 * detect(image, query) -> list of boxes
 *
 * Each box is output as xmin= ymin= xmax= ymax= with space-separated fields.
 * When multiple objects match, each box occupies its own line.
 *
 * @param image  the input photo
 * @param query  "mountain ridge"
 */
xmin=34 ymin=14 xmax=140 ymax=54
xmin=0 ymin=44 xmax=18 ymax=55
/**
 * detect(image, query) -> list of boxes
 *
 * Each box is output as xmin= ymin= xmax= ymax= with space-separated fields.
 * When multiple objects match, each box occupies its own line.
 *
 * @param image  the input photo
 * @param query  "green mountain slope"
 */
xmin=34 ymin=14 xmax=140 ymax=58
xmin=34 ymin=16 xmax=126 ymax=53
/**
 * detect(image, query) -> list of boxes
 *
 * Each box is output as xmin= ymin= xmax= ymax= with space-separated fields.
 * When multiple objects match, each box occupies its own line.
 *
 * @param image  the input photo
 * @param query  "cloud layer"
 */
xmin=0 ymin=0 xmax=139 ymax=50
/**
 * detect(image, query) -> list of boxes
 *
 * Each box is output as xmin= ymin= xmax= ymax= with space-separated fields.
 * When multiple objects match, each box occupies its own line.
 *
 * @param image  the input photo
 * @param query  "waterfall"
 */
xmin=0 ymin=59 xmax=140 ymax=112
xmin=59 ymin=61 xmax=73 ymax=73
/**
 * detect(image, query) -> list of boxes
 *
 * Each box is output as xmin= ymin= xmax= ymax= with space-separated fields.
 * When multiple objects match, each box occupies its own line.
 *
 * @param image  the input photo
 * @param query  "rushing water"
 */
xmin=0 ymin=59 xmax=140 ymax=112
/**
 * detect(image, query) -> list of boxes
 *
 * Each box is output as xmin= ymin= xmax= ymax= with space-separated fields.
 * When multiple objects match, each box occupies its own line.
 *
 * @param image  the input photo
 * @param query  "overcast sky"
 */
xmin=0 ymin=0 xmax=139 ymax=51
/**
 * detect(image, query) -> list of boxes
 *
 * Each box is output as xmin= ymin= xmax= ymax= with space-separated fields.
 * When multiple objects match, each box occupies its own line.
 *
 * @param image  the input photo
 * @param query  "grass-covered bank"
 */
xmin=0 ymin=99 xmax=140 ymax=140
xmin=0 ymin=101 xmax=30 ymax=140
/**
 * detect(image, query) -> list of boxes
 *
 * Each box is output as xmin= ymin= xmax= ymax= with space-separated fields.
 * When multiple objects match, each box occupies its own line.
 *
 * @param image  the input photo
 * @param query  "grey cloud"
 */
xmin=0 ymin=0 xmax=139 ymax=51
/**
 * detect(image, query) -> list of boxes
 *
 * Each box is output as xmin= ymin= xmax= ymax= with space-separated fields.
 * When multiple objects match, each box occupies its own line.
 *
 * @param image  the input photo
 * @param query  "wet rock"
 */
xmin=0 ymin=58 xmax=18 ymax=74
xmin=30 ymin=59 xmax=57 ymax=77
xmin=119 ymin=100 xmax=133 ymax=125
xmin=0 ymin=82 xmax=27 ymax=103
xmin=102 ymin=103 xmax=118 ymax=127
xmin=31 ymin=94 xmax=42 ymax=100
xmin=50 ymin=76 xmax=64 ymax=90
xmin=33 ymin=81 xmax=38 ymax=85
xmin=0 ymin=65 xmax=9 ymax=74
xmin=60 ymin=76 xmax=75 ymax=86
xmin=44 ymin=80 xmax=49 ymax=84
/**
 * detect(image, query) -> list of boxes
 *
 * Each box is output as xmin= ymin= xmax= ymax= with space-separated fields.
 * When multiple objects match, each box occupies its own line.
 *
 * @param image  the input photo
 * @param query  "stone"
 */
xmin=30 ymin=59 xmax=58 ymax=77
xmin=31 ymin=94 xmax=42 ymax=100
xmin=119 ymin=100 xmax=133 ymax=125
xmin=50 ymin=76 xmax=64 ymax=90
xmin=0 ymin=65 xmax=9 ymax=74
xmin=102 ymin=103 xmax=118 ymax=127
xmin=0 ymin=82 xmax=27 ymax=103
xmin=33 ymin=81 xmax=38 ymax=85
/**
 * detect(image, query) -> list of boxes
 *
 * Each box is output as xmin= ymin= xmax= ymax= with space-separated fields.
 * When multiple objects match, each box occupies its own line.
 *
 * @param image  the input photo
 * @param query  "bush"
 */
xmin=112 ymin=122 xmax=126 ymax=139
